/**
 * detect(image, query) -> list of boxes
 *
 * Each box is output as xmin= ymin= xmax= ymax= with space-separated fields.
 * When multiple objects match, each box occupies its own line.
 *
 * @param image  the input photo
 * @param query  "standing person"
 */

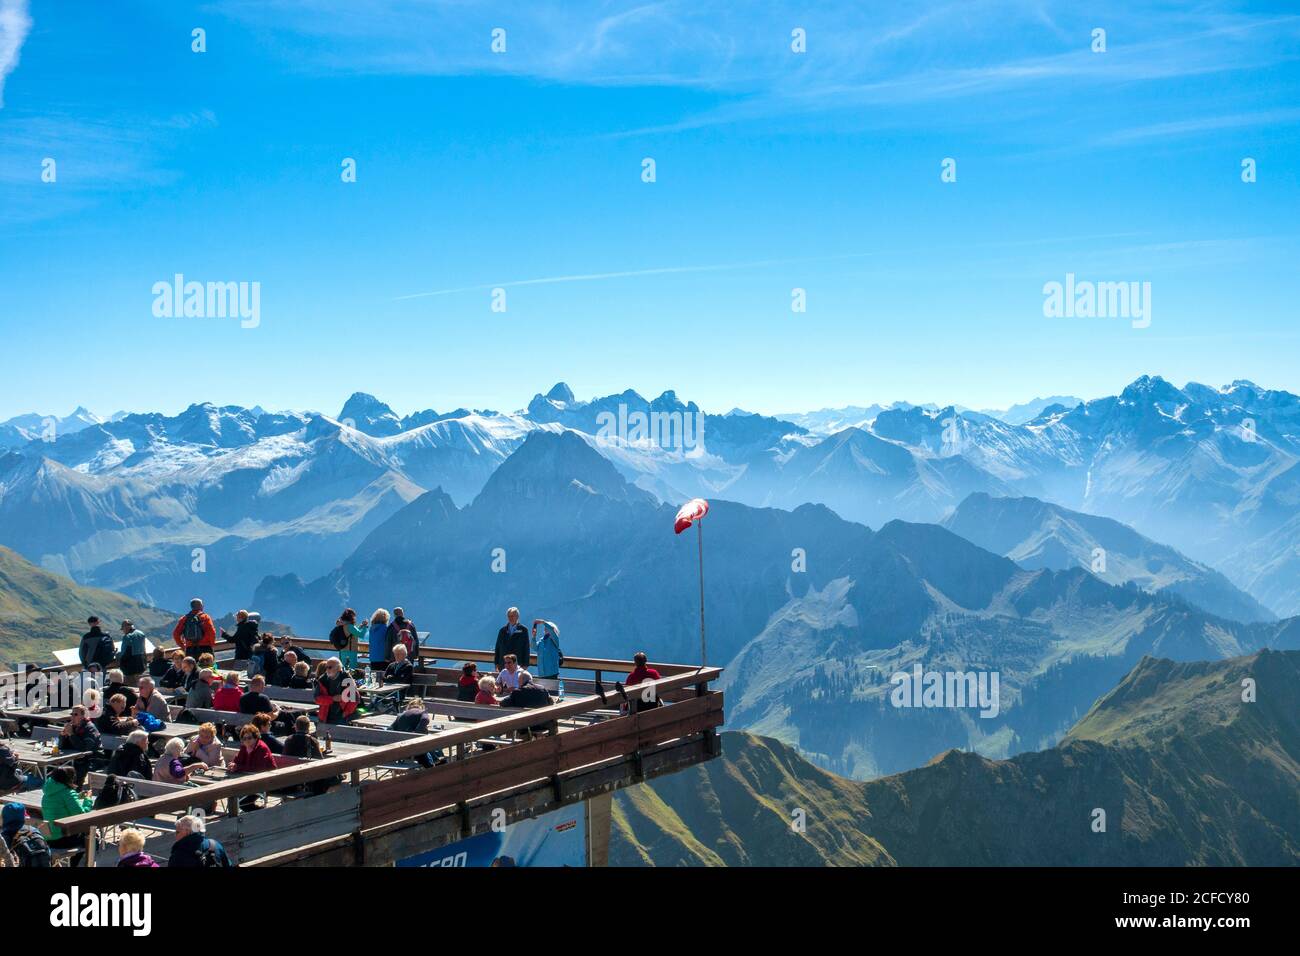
xmin=331 ymin=608 xmax=367 ymax=672
xmin=494 ymin=607 xmax=530 ymax=671
xmin=530 ymin=619 xmax=563 ymax=680
xmin=222 ymin=609 xmax=259 ymax=662
xmin=391 ymin=607 xmax=419 ymax=668
xmin=172 ymin=598 xmax=217 ymax=658
xmin=367 ymin=608 xmax=393 ymax=679
xmin=79 ymin=617 xmax=116 ymax=672
xmin=118 ymin=620 xmax=148 ymax=678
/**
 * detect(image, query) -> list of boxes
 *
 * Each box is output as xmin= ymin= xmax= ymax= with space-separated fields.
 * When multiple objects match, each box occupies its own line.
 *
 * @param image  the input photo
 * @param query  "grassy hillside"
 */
xmin=0 ymin=545 xmax=173 ymax=666
xmin=613 ymin=649 xmax=1300 ymax=866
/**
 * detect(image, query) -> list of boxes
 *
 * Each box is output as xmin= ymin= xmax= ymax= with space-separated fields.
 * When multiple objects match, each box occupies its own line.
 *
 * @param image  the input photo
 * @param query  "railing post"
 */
xmin=84 ymin=826 xmax=96 ymax=867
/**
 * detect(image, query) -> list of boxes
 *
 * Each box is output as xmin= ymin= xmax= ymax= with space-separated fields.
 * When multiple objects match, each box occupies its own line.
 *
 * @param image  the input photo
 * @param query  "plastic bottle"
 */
xmin=557 ymin=678 xmax=566 ymax=700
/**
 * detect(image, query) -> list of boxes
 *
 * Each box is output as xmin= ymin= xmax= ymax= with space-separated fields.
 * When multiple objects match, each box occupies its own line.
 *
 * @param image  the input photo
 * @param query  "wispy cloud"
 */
xmin=0 ymin=0 xmax=31 ymax=107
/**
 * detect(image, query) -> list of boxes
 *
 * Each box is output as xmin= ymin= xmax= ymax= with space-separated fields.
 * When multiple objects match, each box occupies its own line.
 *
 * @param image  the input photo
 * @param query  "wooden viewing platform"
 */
xmin=2 ymin=639 xmax=724 ymax=867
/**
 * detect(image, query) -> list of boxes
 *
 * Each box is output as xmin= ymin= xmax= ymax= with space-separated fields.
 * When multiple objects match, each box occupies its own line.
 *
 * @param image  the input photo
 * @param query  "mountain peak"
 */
xmin=544 ymin=382 xmax=576 ymax=405
xmin=474 ymin=430 xmax=650 ymax=508
xmin=338 ymin=393 xmax=402 ymax=436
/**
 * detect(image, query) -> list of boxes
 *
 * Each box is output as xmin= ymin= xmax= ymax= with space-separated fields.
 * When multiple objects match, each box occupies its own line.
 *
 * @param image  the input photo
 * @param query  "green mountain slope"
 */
xmin=613 ymin=649 xmax=1300 ymax=866
xmin=0 ymin=545 xmax=173 ymax=666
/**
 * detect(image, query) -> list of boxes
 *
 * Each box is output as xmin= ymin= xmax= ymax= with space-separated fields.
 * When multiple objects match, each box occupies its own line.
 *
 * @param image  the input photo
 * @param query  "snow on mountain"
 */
xmin=980 ymin=395 xmax=1084 ymax=425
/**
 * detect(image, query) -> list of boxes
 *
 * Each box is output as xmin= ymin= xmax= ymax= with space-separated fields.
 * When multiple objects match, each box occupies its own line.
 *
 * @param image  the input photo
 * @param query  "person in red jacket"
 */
xmin=624 ymin=652 xmax=662 ymax=715
xmin=212 ymin=672 xmax=243 ymax=711
xmin=173 ymin=599 xmax=217 ymax=657
xmin=228 ymin=725 xmax=276 ymax=773
xmin=626 ymin=652 xmax=661 ymax=687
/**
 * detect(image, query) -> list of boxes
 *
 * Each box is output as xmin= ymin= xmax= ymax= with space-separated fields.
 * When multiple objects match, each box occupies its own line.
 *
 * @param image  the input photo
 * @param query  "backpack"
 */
xmin=137 ymin=711 xmax=165 ymax=733
xmin=329 ymin=624 xmax=350 ymax=650
xmin=9 ymin=826 xmax=51 ymax=868
xmin=93 ymin=775 xmax=137 ymax=810
xmin=397 ymin=629 xmax=417 ymax=656
xmin=184 ymin=613 xmax=205 ymax=644
xmin=93 ymin=634 xmax=116 ymax=668
xmin=197 ymin=837 xmax=230 ymax=868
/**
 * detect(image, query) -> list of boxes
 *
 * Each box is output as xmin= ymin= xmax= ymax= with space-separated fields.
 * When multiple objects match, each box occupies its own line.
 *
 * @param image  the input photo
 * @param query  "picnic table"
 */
xmin=6 ymin=739 xmax=82 ymax=778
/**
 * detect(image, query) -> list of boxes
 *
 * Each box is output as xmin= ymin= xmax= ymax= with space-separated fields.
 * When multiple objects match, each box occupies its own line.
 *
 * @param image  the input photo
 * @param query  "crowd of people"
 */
xmin=2 ymin=596 xmax=670 ymax=869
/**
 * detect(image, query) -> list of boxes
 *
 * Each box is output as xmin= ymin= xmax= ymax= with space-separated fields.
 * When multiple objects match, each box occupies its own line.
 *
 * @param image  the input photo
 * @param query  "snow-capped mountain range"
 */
xmin=1 ymin=375 xmax=1297 ymax=619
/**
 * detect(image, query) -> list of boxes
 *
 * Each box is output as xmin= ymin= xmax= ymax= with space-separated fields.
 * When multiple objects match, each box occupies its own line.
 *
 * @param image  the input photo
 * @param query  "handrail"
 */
xmin=54 ymin=666 xmax=723 ymax=834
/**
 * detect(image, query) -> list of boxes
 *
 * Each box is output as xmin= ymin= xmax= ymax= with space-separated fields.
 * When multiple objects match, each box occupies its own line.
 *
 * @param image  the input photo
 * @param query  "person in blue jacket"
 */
xmin=530 ymin=619 xmax=563 ymax=679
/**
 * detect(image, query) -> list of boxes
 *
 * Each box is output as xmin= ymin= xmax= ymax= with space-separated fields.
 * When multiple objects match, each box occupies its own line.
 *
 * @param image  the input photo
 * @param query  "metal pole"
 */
xmin=697 ymin=519 xmax=706 ymax=667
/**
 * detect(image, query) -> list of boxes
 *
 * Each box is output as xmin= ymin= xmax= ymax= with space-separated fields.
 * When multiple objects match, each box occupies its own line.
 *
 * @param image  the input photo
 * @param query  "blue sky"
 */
xmin=0 ymin=0 xmax=1297 ymax=421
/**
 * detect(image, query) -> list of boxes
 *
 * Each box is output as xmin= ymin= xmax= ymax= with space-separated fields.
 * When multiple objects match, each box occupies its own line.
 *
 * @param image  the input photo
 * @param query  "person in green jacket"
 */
xmin=41 ymin=766 xmax=94 ymax=863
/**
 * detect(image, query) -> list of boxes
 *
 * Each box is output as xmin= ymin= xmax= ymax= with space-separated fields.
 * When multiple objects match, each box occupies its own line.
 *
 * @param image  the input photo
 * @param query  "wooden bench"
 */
xmin=30 ymin=725 xmax=126 ymax=752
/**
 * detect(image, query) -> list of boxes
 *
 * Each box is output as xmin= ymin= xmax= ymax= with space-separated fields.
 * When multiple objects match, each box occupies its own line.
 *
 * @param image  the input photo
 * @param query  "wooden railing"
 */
xmin=53 ymin=665 xmax=723 ymax=843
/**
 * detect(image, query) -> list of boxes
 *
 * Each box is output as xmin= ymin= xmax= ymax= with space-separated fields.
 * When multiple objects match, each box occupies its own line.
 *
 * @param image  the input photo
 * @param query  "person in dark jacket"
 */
xmin=500 ymin=672 xmax=554 ymax=739
xmin=147 ymin=647 xmax=170 ymax=679
xmin=57 ymin=705 xmax=101 ymax=785
xmin=158 ymin=650 xmax=186 ymax=689
xmin=238 ymin=675 xmax=278 ymax=718
xmin=2 ymin=802 xmax=51 ymax=866
xmin=390 ymin=608 xmax=419 ymax=668
xmin=250 ymin=713 xmax=283 ymax=756
xmin=96 ymin=693 xmax=140 ymax=736
xmin=278 ymin=635 xmax=312 ymax=667
xmin=456 ymin=662 xmax=480 ymax=702
xmin=168 ymin=814 xmax=233 ymax=868
xmin=493 ymin=607 xmax=530 ymax=671
xmin=103 ymin=670 xmax=138 ymax=712
xmin=78 ymin=617 xmax=116 ymax=671
xmin=383 ymin=644 xmax=413 ymax=685
xmin=253 ymin=636 xmax=280 ymax=680
xmin=107 ymin=730 xmax=153 ymax=779
xmin=281 ymin=715 xmax=323 ymax=759
xmin=501 ymin=671 xmax=553 ymax=710
xmin=222 ymin=609 xmax=260 ymax=661
xmin=390 ymin=700 xmax=440 ymax=767
xmin=272 ymin=651 xmax=299 ymax=688
xmin=287 ymin=661 xmax=313 ymax=689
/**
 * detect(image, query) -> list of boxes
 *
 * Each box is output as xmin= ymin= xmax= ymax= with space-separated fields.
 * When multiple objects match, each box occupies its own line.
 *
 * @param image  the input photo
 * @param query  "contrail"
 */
xmin=391 ymin=231 xmax=1149 ymax=302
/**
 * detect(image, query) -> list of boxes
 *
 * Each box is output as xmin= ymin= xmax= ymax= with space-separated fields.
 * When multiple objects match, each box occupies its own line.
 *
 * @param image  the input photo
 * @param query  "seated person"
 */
xmin=314 ymin=657 xmax=356 ymax=725
xmin=228 ymin=724 xmax=276 ymax=773
xmin=500 ymin=671 xmax=553 ymax=710
xmin=147 ymin=647 xmax=171 ymax=679
xmin=281 ymin=714 xmax=323 ymax=759
xmin=391 ymin=699 xmax=439 ymax=768
xmin=249 ymin=712 xmax=283 ymax=755
xmin=96 ymin=693 xmax=140 ymax=736
xmin=134 ymin=677 xmax=171 ymax=720
xmin=252 ymin=635 xmax=280 ymax=680
xmin=116 ymin=827 xmax=159 ymax=868
xmin=177 ymin=656 xmax=200 ymax=692
xmin=238 ymin=675 xmax=278 ymax=718
xmin=107 ymin=729 xmax=153 ymax=779
xmin=158 ymin=650 xmax=187 ymax=689
xmin=57 ymin=704 xmax=101 ymax=785
xmin=185 ymin=669 xmax=216 ymax=710
xmin=154 ymin=736 xmax=199 ymax=783
xmin=383 ymin=643 xmax=414 ymax=685
xmin=212 ymin=672 xmax=243 ymax=711
xmin=287 ymin=661 xmax=313 ymax=689
xmin=456 ymin=662 xmax=481 ymax=701
xmin=184 ymin=723 xmax=223 ymax=767
xmin=475 ymin=676 xmax=499 ymax=706
xmin=168 ymin=814 xmax=232 ymax=868
xmin=196 ymin=652 xmax=216 ymax=672
xmin=495 ymin=654 xmax=522 ymax=693
xmin=279 ymin=635 xmax=313 ymax=667
xmin=2 ymin=802 xmax=51 ymax=867
xmin=272 ymin=651 xmax=299 ymax=688
xmin=103 ymin=670 xmax=138 ymax=712
xmin=39 ymin=767 xmax=94 ymax=865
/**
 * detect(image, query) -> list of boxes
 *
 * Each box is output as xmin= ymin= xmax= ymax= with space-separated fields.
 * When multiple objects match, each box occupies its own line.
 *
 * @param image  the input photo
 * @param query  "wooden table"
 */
xmin=7 ymin=741 xmax=82 ymax=778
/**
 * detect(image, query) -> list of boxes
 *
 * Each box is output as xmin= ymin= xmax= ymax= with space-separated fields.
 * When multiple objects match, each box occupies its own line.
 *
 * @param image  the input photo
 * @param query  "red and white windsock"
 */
xmin=674 ymin=497 xmax=709 ymax=534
